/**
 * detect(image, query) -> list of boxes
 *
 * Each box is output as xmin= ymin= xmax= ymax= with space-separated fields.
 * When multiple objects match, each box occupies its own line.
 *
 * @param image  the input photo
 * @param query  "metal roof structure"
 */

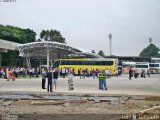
xmin=0 ymin=39 xmax=20 ymax=52
xmin=18 ymin=41 xmax=101 ymax=67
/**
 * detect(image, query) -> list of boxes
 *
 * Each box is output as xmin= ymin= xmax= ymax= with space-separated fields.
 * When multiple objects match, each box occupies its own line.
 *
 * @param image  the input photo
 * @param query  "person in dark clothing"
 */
xmin=129 ymin=68 xmax=133 ymax=80
xmin=52 ymin=68 xmax=59 ymax=90
xmin=46 ymin=68 xmax=53 ymax=92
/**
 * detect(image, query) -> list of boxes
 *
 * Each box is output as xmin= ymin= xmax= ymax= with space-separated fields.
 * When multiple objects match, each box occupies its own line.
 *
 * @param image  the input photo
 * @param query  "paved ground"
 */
xmin=0 ymin=74 xmax=160 ymax=96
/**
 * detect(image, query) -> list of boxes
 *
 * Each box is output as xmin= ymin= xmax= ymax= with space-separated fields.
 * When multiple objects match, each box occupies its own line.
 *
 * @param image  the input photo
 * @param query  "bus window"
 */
xmin=95 ymin=61 xmax=100 ymax=65
xmin=78 ymin=61 xmax=82 ymax=65
xmin=82 ymin=61 xmax=87 ymax=65
xmin=68 ymin=61 xmax=75 ymax=65
xmin=136 ymin=65 xmax=148 ymax=68
xmin=102 ymin=61 xmax=106 ymax=65
xmin=61 ymin=60 xmax=68 ymax=65
xmin=75 ymin=61 xmax=80 ymax=65
xmin=105 ymin=61 xmax=113 ymax=66
xmin=87 ymin=61 xmax=95 ymax=65
xmin=149 ymin=63 xmax=159 ymax=67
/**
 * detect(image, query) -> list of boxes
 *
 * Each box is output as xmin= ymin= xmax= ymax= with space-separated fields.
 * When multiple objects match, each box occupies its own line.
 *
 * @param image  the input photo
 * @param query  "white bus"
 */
xmin=149 ymin=63 xmax=160 ymax=74
xmin=122 ymin=62 xmax=150 ymax=74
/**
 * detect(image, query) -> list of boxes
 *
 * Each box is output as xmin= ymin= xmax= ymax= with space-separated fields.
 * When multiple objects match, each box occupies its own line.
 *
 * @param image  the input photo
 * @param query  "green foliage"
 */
xmin=40 ymin=29 xmax=66 ymax=43
xmin=1 ymin=50 xmax=22 ymax=66
xmin=0 ymin=24 xmax=36 ymax=66
xmin=139 ymin=44 xmax=160 ymax=57
xmin=0 ymin=24 xmax=36 ymax=43
xmin=98 ymin=50 xmax=106 ymax=57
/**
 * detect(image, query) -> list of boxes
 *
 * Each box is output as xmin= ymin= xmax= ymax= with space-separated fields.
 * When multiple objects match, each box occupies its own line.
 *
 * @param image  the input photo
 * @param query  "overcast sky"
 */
xmin=0 ymin=0 xmax=160 ymax=56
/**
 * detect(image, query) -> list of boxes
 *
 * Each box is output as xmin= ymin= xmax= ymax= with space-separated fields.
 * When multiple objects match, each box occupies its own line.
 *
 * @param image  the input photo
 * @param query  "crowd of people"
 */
xmin=0 ymin=67 xmax=41 ymax=79
xmin=77 ymin=68 xmax=114 ymax=79
xmin=0 ymin=66 xmax=111 ymax=92
xmin=128 ymin=67 xmax=150 ymax=80
xmin=0 ymin=66 xmax=119 ymax=80
xmin=1 ymin=66 xmax=151 ymax=92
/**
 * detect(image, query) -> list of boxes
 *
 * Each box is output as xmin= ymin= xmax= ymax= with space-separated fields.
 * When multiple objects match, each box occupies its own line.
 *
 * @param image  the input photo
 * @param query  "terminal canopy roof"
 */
xmin=18 ymin=41 xmax=101 ymax=59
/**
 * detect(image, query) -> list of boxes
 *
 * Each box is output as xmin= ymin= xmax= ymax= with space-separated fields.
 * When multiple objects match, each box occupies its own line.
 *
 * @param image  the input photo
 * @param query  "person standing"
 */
xmin=62 ymin=68 xmax=66 ymax=78
xmin=41 ymin=67 xmax=46 ymax=89
xmin=82 ymin=69 xmax=86 ymax=79
xmin=46 ymin=68 xmax=53 ymax=92
xmin=22 ymin=67 xmax=27 ymax=78
xmin=147 ymin=69 xmax=150 ymax=77
xmin=52 ymin=68 xmax=59 ymax=90
xmin=79 ymin=68 xmax=83 ymax=79
xmin=68 ymin=72 xmax=74 ymax=91
xmin=129 ymin=68 xmax=133 ymax=80
xmin=98 ymin=70 xmax=108 ymax=90
xmin=92 ymin=69 xmax=96 ymax=79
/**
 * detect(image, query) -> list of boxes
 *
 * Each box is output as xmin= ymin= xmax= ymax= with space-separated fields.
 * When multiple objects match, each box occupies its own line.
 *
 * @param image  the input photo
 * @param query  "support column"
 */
xmin=26 ymin=57 xmax=31 ymax=68
xmin=26 ymin=51 xmax=31 ymax=67
xmin=47 ymin=47 xmax=49 ymax=68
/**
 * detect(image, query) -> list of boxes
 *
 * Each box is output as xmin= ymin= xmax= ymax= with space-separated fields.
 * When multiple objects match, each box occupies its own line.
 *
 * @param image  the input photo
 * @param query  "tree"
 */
xmin=139 ymin=44 xmax=160 ymax=57
xmin=91 ymin=49 xmax=96 ymax=53
xmin=0 ymin=24 xmax=37 ymax=66
xmin=0 ymin=24 xmax=36 ymax=43
xmin=98 ymin=50 xmax=105 ymax=57
xmin=40 ymin=29 xmax=66 ymax=43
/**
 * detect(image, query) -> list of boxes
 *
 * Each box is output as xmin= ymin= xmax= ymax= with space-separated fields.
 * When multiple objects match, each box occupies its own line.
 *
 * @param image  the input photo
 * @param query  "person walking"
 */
xmin=52 ymin=68 xmax=59 ymax=90
xmin=7 ymin=68 xmax=15 ymax=81
xmin=98 ymin=70 xmax=108 ymax=90
xmin=46 ymin=68 xmax=53 ymax=92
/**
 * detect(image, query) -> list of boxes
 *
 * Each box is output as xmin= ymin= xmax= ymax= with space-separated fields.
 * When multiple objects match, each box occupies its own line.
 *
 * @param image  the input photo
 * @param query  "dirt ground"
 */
xmin=0 ymin=74 xmax=160 ymax=119
xmin=0 ymin=99 xmax=160 ymax=120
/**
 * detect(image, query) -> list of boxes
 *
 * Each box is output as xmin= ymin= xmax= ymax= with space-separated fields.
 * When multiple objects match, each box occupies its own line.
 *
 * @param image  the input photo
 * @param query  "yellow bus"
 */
xmin=53 ymin=58 xmax=118 ymax=75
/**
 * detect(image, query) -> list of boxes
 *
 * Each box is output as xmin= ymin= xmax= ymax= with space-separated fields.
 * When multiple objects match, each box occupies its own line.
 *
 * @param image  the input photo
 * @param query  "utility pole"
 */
xmin=108 ymin=33 xmax=112 ymax=56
